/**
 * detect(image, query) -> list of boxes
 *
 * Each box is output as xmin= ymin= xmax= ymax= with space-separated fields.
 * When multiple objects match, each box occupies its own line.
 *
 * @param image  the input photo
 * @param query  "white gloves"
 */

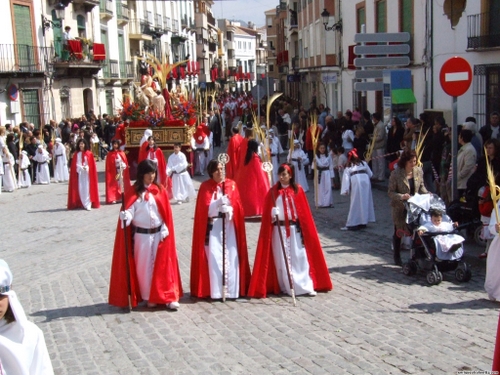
xmin=160 ymin=223 xmax=169 ymax=241
xmin=219 ymin=205 xmax=233 ymax=221
xmin=271 ymin=207 xmax=280 ymax=222
xmin=119 ymin=211 xmax=132 ymax=228
xmin=166 ymin=168 xmax=172 ymax=177
xmin=219 ymin=195 xmax=230 ymax=207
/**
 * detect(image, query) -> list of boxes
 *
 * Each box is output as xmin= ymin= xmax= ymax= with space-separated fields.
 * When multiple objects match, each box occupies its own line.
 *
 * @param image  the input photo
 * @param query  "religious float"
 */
xmin=120 ymin=54 xmax=202 ymax=179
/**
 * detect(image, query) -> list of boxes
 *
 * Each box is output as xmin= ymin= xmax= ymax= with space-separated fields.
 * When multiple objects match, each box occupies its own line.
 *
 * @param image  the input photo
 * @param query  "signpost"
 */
xmin=439 ymin=56 xmax=473 ymax=201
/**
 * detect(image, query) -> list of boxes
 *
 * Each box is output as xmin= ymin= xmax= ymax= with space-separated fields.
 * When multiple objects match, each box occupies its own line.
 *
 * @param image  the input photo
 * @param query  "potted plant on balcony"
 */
xmin=80 ymin=38 xmax=94 ymax=61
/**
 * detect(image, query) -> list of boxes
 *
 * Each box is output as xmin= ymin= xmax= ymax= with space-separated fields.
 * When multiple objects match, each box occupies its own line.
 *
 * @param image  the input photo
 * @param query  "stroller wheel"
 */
xmin=436 ymin=271 xmax=443 ymax=284
xmin=455 ymin=264 xmax=472 ymax=282
xmin=426 ymin=270 xmax=441 ymax=285
xmin=474 ymin=225 xmax=488 ymax=247
xmin=403 ymin=261 xmax=418 ymax=276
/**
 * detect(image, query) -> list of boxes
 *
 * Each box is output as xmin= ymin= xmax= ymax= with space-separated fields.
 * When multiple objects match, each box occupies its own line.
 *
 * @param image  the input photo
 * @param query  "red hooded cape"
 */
xmin=112 ymin=122 xmax=127 ymax=146
xmin=67 ymin=150 xmax=101 ymax=209
xmin=234 ymin=154 xmax=270 ymax=217
xmin=190 ymin=178 xmax=251 ymax=298
xmin=145 ymin=147 xmax=168 ymax=188
xmin=235 ymin=138 xmax=249 ymax=177
xmin=247 ymin=184 xmax=333 ymax=298
xmin=226 ymin=134 xmax=243 ymax=179
xmin=138 ymin=141 xmax=149 ymax=163
xmin=105 ymin=150 xmax=131 ymax=204
xmin=108 ymin=183 xmax=183 ymax=307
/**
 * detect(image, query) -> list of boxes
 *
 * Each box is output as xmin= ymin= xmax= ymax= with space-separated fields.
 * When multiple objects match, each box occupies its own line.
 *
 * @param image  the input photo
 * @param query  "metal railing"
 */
xmin=164 ymin=17 xmax=171 ymax=31
xmin=129 ymin=18 xmax=152 ymax=35
xmin=207 ymin=12 xmax=216 ymax=26
xmin=468 ymin=12 xmax=500 ymax=49
xmin=116 ymin=2 xmax=129 ymax=21
xmin=145 ymin=11 xmax=153 ymax=26
xmin=155 ymin=14 xmax=162 ymax=29
xmin=0 ymin=44 xmax=53 ymax=73
xmin=119 ymin=61 xmax=134 ymax=78
xmin=172 ymin=19 xmax=179 ymax=31
xmin=100 ymin=0 xmax=113 ymax=15
xmin=102 ymin=59 xmax=119 ymax=78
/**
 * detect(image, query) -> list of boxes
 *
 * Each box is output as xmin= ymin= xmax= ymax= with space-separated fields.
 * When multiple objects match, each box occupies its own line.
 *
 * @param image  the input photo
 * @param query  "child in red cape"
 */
xmin=105 ymin=139 xmax=130 ymax=204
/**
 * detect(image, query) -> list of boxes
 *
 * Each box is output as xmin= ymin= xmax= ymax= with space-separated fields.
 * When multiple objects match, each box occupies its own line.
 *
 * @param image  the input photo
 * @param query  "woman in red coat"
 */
xmin=190 ymin=159 xmax=251 ymax=299
xmin=144 ymin=136 xmax=168 ymax=188
xmin=234 ymin=139 xmax=270 ymax=217
xmin=248 ymin=162 xmax=333 ymax=298
xmin=67 ymin=138 xmax=100 ymax=210
xmin=105 ymin=139 xmax=130 ymax=204
xmin=108 ymin=159 xmax=182 ymax=309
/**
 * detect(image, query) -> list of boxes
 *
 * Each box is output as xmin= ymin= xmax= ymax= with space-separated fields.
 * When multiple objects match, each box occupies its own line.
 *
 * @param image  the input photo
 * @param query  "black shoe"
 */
xmin=394 ymin=254 xmax=402 ymax=266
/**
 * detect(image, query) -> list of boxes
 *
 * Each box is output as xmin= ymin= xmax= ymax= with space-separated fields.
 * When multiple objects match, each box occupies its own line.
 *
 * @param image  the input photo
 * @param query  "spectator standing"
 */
xmin=371 ymin=113 xmax=387 ymax=182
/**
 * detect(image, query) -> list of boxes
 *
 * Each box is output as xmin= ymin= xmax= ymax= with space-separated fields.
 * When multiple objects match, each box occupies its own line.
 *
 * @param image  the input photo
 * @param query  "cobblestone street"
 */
xmin=0 ymin=155 xmax=498 ymax=374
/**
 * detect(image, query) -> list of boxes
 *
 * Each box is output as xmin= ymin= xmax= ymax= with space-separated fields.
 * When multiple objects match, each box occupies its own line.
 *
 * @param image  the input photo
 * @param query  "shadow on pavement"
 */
xmin=407 ymin=298 xmax=498 ymax=313
xmin=31 ymin=303 xmax=128 ymax=322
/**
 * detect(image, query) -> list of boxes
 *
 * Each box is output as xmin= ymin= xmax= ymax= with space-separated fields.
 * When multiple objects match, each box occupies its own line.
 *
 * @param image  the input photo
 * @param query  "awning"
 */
xmin=391 ymin=88 xmax=417 ymax=104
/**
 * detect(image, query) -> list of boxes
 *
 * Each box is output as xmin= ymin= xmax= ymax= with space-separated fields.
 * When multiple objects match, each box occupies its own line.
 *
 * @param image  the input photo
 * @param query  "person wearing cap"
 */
xmin=67 ymin=138 xmax=100 ymax=210
xmin=190 ymin=159 xmax=251 ymax=300
xmin=105 ymin=139 xmax=130 ymax=204
xmin=340 ymin=149 xmax=375 ymax=230
xmin=248 ymin=162 xmax=333 ymax=298
xmin=53 ymin=138 xmax=69 ymax=183
xmin=287 ymin=139 xmax=309 ymax=192
xmin=0 ymin=259 xmax=54 ymax=374
xmin=109 ymin=159 xmax=182 ymax=310
xmin=32 ymin=145 xmax=51 ymax=185
xmin=17 ymin=150 xmax=31 ymax=188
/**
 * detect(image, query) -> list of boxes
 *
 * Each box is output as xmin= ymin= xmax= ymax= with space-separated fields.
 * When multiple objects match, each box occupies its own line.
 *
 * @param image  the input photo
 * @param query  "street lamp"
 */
xmin=321 ymin=9 xmax=342 ymax=33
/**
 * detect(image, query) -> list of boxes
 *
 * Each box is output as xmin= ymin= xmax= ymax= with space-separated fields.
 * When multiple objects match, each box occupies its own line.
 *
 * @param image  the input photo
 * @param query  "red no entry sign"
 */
xmin=439 ymin=57 xmax=472 ymax=97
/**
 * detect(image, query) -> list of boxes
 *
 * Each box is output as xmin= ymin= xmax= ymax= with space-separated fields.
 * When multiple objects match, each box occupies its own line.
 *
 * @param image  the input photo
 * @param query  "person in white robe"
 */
xmin=485 ymin=202 xmax=500 ymax=301
xmin=269 ymin=129 xmax=283 ymax=184
xmin=0 ymin=259 xmax=54 ymax=375
xmin=1 ymin=145 xmax=17 ymax=192
xmin=33 ymin=145 xmax=51 ymax=185
xmin=341 ymin=149 xmax=375 ymax=230
xmin=288 ymin=139 xmax=309 ymax=192
xmin=18 ymin=150 xmax=31 ymax=188
xmin=53 ymin=138 xmax=69 ymax=183
xmin=314 ymin=143 xmax=333 ymax=207
xmin=166 ymin=143 xmax=196 ymax=204
xmin=139 ymin=129 xmax=153 ymax=149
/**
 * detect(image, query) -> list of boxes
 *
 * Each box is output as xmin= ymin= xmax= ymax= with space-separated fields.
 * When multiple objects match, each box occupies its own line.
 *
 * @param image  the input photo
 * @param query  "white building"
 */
xmin=233 ymin=23 xmax=257 ymax=92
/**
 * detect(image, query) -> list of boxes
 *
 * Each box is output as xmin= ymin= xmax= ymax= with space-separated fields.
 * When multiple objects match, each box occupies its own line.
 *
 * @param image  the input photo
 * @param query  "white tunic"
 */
xmin=2 ymin=150 xmax=17 ymax=192
xmin=166 ymin=152 xmax=196 ymax=202
xmin=0 ymin=320 xmax=54 ymax=375
xmin=314 ymin=154 xmax=333 ymax=207
xmin=53 ymin=143 xmax=69 ymax=182
xmin=76 ymin=151 xmax=91 ymax=209
xmin=33 ymin=150 xmax=51 ymax=185
xmin=205 ymin=186 xmax=240 ymax=298
xmin=18 ymin=153 xmax=31 ymax=188
xmin=288 ymin=148 xmax=309 ymax=192
xmin=271 ymin=192 xmax=314 ymax=296
xmin=486 ymin=206 xmax=500 ymax=301
xmin=270 ymin=137 xmax=283 ymax=184
xmin=122 ymin=191 xmax=169 ymax=300
xmin=341 ymin=162 xmax=376 ymax=227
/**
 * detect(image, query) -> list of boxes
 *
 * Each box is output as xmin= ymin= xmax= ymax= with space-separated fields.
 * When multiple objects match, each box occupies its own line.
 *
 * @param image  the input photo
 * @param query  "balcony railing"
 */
xmin=129 ymin=18 xmax=153 ymax=35
xmin=119 ymin=61 xmax=134 ymax=79
xmin=0 ymin=44 xmax=53 ymax=74
xmin=116 ymin=3 xmax=129 ymax=22
xmin=172 ymin=19 xmax=179 ymax=31
xmin=207 ymin=12 xmax=216 ymax=26
xmin=100 ymin=0 xmax=113 ymax=15
xmin=155 ymin=14 xmax=162 ymax=30
xmin=164 ymin=17 xmax=171 ymax=31
xmin=145 ymin=11 xmax=153 ymax=26
xmin=467 ymin=12 xmax=500 ymax=49
xmin=102 ymin=59 xmax=119 ymax=78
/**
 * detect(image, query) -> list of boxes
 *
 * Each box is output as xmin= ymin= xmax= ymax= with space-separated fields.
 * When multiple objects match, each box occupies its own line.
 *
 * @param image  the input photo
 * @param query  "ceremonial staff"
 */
xmin=364 ymin=128 xmax=378 ymax=163
xmin=18 ymin=131 xmax=24 ymax=181
xmin=118 ymin=162 xmax=132 ymax=311
xmin=309 ymin=114 xmax=320 ymax=209
xmin=486 ymin=146 xmax=500 ymax=224
xmin=262 ymin=161 xmax=297 ymax=307
xmin=218 ymin=152 xmax=230 ymax=302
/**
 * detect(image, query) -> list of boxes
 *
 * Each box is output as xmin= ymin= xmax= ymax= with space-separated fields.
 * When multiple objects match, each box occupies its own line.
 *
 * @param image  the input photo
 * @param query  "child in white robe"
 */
xmin=288 ymin=139 xmax=309 ymax=192
xmin=314 ymin=143 xmax=333 ymax=207
xmin=1 ymin=148 xmax=17 ymax=192
xmin=0 ymin=259 xmax=54 ymax=374
xmin=53 ymin=138 xmax=69 ymax=182
xmin=18 ymin=150 xmax=31 ymax=188
xmin=166 ymin=143 xmax=196 ymax=204
xmin=33 ymin=145 xmax=51 ymax=185
xmin=269 ymin=130 xmax=283 ymax=184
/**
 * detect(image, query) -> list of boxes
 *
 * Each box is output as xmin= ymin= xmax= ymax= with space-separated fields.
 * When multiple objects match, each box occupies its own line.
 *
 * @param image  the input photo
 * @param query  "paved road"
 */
xmin=0 ymin=149 xmax=498 ymax=374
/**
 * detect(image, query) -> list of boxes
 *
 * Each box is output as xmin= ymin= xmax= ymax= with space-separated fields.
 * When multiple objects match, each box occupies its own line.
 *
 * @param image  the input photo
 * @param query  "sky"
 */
xmin=212 ymin=0 xmax=273 ymax=27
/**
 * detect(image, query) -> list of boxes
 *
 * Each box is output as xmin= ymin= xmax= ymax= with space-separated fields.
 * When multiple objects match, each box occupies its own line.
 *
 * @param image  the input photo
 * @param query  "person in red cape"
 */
xmin=248 ymin=162 xmax=333 ymax=298
xmin=105 ymin=139 xmax=130 ymax=204
xmin=144 ymin=136 xmax=168 ymax=188
xmin=190 ymin=159 xmax=251 ymax=299
xmin=108 ymin=159 xmax=182 ymax=309
xmin=235 ymin=127 xmax=253 ymax=176
xmin=112 ymin=120 xmax=127 ymax=150
xmin=226 ymin=126 xmax=243 ymax=179
xmin=190 ymin=125 xmax=210 ymax=175
xmin=138 ymin=129 xmax=153 ymax=163
xmin=67 ymin=138 xmax=100 ymax=210
xmin=234 ymin=139 xmax=270 ymax=217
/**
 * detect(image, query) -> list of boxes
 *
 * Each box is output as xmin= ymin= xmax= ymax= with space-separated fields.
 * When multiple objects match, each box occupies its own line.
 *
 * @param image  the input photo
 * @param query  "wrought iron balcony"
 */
xmin=99 ymin=0 xmax=113 ymax=19
xmin=164 ymin=17 xmax=171 ymax=32
xmin=119 ymin=61 xmax=134 ymax=80
xmin=207 ymin=12 xmax=216 ymax=27
xmin=116 ymin=2 xmax=129 ymax=25
xmin=72 ymin=0 xmax=99 ymax=12
xmin=129 ymin=18 xmax=154 ymax=40
xmin=102 ymin=59 xmax=119 ymax=79
xmin=0 ymin=44 xmax=53 ymax=76
xmin=467 ymin=12 xmax=500 ymax=49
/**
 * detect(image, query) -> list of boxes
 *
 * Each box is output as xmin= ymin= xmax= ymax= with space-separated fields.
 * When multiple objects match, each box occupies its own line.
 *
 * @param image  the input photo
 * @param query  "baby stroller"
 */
xmin=402 ymin=194 xmax=472 ymax=285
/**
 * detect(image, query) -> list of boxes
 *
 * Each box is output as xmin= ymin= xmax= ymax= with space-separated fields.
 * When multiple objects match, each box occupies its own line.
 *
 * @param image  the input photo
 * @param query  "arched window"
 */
xmin=77 ymin=15 xmax=86 ymax=38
